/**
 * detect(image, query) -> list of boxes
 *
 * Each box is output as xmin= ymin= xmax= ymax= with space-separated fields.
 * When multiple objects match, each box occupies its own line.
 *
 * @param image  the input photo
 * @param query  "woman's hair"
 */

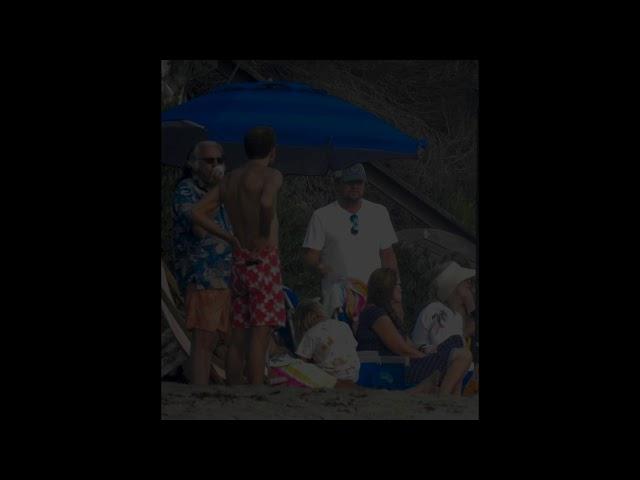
xmin=292 ymin=299 xmax=326 ymax=345
xmin=367 ymin=268 xmax=404 ymax=333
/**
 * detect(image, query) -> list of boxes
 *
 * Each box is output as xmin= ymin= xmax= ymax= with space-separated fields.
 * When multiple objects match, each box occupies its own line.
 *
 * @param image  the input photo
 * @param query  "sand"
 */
xmin=161 ymin=381 xmax=478 ymax=420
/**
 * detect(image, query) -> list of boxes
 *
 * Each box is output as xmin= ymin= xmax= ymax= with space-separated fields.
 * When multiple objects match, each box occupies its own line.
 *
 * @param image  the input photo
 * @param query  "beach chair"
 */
xmin=275 ymin=286 xmax=299 ymax=352
xmin=161 ymin=257 xmax=227 ymax=381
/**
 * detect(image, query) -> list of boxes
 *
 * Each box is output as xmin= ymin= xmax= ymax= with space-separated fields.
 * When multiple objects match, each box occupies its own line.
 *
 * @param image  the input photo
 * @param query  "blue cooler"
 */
xmin=357 ymin=351 xmax=382 ymax=388
xmin=379 ymin=356 xmax=409 ymax=390
xmin=357 ymin=352 xmax=410 ymax=390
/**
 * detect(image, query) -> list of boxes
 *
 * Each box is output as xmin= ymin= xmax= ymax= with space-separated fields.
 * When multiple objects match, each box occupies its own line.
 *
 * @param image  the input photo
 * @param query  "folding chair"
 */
xmin=161 ymin=257 xmax=226 ymax=380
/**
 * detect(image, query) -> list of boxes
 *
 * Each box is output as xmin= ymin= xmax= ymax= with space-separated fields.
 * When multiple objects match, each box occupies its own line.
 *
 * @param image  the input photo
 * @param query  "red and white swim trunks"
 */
xmin=230 ymin=246 xmax=286 ymax=329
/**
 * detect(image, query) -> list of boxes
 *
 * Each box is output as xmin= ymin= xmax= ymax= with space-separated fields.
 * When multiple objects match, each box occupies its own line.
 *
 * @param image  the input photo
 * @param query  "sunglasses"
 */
xmin=350 ymin=214 xmax=359 ymax=235
xmin=200 ymin=156 xmax=225 ymax=165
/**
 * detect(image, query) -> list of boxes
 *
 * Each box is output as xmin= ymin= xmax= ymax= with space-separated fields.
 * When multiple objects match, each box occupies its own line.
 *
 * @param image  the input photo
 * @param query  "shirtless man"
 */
xmin=191 ymin=126 xmax=285 ymax=385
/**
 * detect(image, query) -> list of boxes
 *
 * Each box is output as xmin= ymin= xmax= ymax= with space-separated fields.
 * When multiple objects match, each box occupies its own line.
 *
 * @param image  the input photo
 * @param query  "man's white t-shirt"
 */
xmin=411 ymin=302 xmax=464 ymax=347
xmin=295 ymin=319 xmax=360 ymax=382
xmin=302 ymin=200 xmax=398 ymax=301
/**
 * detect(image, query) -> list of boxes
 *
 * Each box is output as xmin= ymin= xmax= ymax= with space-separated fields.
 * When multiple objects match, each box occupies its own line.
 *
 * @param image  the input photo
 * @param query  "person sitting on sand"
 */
xmin=410 ymin=260 xmax=477 ymax=394
xmin=355 ymin=268 xmax=472 ymax=395
xmin=292 ymin=299 xmax=360 ymax=387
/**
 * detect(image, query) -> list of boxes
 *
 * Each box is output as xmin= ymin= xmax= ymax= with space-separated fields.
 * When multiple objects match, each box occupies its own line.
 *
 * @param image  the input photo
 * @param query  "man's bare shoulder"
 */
xmin=265 ymin=167 xmax=283 ymax=185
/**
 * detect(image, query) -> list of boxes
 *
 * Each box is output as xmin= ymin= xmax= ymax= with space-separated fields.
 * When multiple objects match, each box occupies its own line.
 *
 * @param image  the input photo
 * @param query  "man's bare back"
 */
xmin=221 ymin=163 xmax=283 ymax=252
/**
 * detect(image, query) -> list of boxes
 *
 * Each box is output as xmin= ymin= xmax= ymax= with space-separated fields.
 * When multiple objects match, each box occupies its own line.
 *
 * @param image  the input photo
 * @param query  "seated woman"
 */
xmin=411 ymin=260 xmax=477 ymax=394
xmin=355 ymin=268 xmax=472 ymax=395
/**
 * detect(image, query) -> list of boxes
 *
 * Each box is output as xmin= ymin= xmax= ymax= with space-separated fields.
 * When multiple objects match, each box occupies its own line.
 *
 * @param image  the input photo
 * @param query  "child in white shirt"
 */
xmin=293 ymin=299 xmax=361 ymax=384
xmin=411 ymin=261 xmax=476 ymax=394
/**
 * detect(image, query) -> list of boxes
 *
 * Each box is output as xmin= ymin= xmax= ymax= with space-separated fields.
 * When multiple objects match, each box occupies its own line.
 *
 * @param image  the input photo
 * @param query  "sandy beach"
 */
xmin=161 ymin=381 xmax=479 ymax=420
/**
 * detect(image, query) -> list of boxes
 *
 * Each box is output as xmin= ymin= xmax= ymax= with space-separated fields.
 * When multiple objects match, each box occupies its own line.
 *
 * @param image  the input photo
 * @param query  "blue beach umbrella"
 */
xmin=161 ymin=81 xmax=427 ymax=175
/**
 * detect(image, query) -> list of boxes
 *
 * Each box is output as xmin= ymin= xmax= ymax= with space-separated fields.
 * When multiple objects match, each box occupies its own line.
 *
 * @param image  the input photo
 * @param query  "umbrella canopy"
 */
xmin=161 ymin=81 xmax=427 ymax=175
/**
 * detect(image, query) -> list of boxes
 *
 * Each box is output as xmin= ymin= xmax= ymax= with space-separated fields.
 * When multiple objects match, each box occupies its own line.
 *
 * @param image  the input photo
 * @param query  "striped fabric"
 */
xmin=406 ymin=335 xmax=464 ymax=385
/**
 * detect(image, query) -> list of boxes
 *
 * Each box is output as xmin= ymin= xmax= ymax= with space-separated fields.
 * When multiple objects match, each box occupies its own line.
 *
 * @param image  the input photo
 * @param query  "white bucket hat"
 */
xmin=434 ymin=261 xmax=476 ymax=302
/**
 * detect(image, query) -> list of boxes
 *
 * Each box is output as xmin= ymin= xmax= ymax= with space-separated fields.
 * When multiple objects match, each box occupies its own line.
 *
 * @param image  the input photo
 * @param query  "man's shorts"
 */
xmin=185 ymin=284 xmax=232 ymax=334
xmin=231 ymin=246 xmax=286 ymax=329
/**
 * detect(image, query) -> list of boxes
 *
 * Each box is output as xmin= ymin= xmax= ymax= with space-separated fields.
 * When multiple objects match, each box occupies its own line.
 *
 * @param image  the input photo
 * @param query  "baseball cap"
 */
xmin=333 ymin=163 xmax=367 ymax=183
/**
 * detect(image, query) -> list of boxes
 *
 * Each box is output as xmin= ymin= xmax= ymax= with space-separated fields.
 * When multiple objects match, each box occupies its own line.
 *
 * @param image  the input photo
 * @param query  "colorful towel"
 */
xmin=325 ymin=278 xmax=368 ymax=324
xmin=344 ymin=278 xmax=368 ymax=320
xmin=269 ymin=358 xmax=338 ymax=389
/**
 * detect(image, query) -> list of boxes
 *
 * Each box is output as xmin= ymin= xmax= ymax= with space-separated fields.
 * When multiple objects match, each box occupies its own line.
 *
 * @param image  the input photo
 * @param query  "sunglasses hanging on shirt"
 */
xmin=350 ymin=214 xmax=359 ymax=235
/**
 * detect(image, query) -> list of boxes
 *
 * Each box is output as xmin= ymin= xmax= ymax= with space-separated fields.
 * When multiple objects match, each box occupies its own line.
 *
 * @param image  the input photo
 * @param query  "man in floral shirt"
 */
xmin=173 ymin=141 xmax=237 ymax=385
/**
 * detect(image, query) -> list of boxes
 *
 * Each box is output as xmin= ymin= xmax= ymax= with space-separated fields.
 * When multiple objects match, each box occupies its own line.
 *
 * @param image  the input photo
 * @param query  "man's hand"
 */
xmin=303 ymin=249 xmax=332 ymax=277
xmin=212 ymin=165 xmax=225 ymax=182
xmin=419 ymin=345 xmax=438 ymax=354
xmin=317 ymin=263 xmax=332 ymax=276
xmin=380 ymin=247 xmax=398 ymax=274
xmin=227 ymin=234 xmax=242 ymax=252
xmin=464 ymin=318 xmax=476 ymax=338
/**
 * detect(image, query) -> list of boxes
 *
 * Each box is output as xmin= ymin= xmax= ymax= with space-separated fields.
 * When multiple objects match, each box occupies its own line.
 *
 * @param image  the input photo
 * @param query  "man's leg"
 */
xmin=407 ymin=369 xmax=441 ymax=395
xmin=190 ymin=329 xmax=219 ymax=385
xmin=226 ymin=327 xmax=248 ymax=385
xmin=451 ymin=348 xmax=472 ymax=395
xmin=439 ymin=348 xmax=472 ymax=395
xmin=247 ymin=326 xmax=273 ymax=385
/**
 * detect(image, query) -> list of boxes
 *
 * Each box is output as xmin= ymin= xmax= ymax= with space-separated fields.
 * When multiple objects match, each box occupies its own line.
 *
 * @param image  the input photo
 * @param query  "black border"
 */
xmin=68 ymin=52 xmax=562 ymax=433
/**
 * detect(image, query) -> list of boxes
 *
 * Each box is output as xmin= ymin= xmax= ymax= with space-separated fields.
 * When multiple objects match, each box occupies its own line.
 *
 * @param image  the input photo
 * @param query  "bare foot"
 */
xmin=408 ymin=370 xmax=441 ymax=395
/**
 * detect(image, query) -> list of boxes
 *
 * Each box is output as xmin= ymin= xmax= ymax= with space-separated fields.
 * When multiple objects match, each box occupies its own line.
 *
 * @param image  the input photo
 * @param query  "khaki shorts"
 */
xmin=185 ymin=284 xmax=231 ymax=334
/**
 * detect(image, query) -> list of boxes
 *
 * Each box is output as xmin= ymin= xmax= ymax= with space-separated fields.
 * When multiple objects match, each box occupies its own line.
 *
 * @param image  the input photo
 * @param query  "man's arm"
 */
xmin=303 ymin=248 xmax=331 ymax=276
xmin=192 ymin=184 xmax=239 ymax=249
xmin=192 ymin=224 xmax=208 ymax=239
xmin=259 ymin=169 xmax=283 ymax=237
xmin=463 ymin=316 xmax=476 ymax=339
xmin=302 ymin=211 xmax=328 ymax=275
xmin=379 ymin=206 xmax=399 ymax=274
xmin=380 ymin=246 xmax=398 ymax=274
xmin=174 ymin=183 xmax=207 ymax=238
xmin=192 ymin=169 xmax=226 ymax=239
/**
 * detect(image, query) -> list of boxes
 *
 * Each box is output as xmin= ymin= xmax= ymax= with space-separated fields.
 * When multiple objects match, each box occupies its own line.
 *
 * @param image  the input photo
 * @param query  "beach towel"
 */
xmin=268 ymin=354 xmax=337 ymax=389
